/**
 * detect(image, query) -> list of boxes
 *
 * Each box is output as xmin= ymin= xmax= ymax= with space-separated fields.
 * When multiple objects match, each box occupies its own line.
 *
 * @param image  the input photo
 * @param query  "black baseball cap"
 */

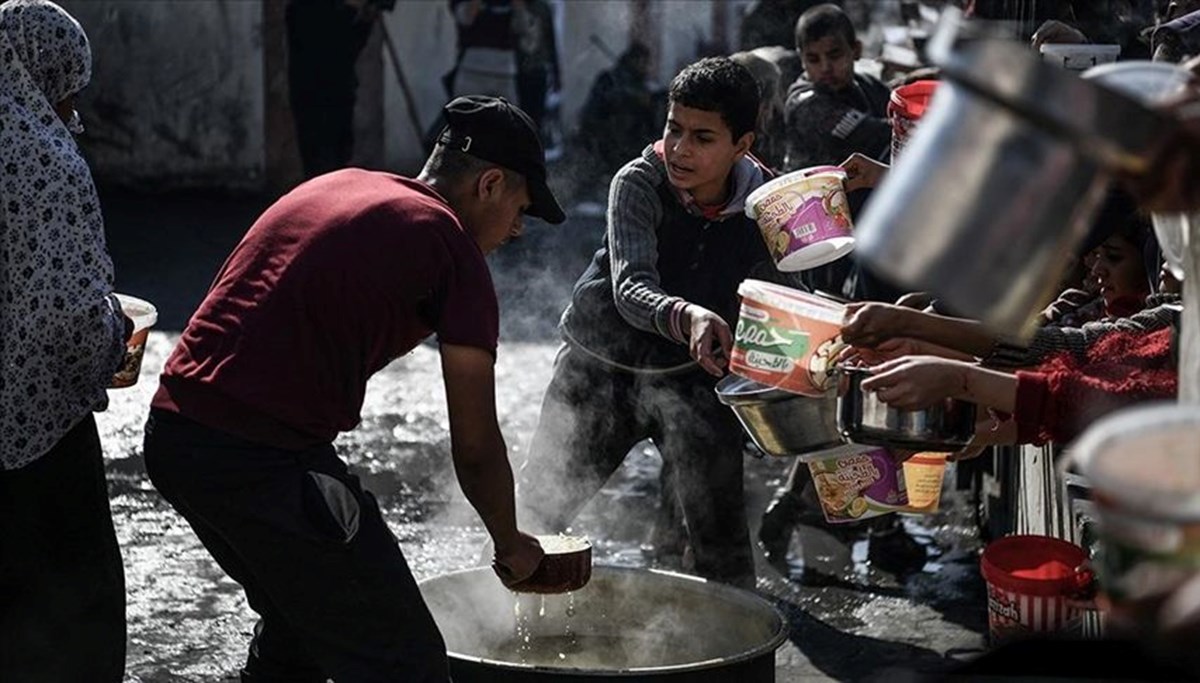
xmin=437 ymin=95 xmax=565 ymax=225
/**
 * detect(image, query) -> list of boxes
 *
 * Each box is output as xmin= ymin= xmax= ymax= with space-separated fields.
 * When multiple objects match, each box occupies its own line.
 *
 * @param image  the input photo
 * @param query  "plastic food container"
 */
xmin=888 ymin=80 xmax=939 ymax=161
xmin=730 ymin=280 xmax=846 ymax=397
xmin=899 ymin=452 xmax=948 ymax=513
xmin=110 ymin=293 xmax=158 ymax=389
xmin=744 ymin=166 xmax=854 ymax=272
xmin=1067 ymin=404 xmax=1200 ymax=622
xmin=803 ymin=445 xmax=908 ymax=524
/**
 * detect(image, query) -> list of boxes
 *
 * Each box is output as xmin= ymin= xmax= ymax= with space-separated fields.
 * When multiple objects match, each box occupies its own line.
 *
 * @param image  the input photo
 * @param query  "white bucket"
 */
xmin=745 ymin=166 xmax=854 ymax=272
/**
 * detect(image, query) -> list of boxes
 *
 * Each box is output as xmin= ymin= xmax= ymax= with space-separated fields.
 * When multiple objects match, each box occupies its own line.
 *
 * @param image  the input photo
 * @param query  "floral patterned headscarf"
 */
xmin=0 ymin=0 xmax=126 ymax=469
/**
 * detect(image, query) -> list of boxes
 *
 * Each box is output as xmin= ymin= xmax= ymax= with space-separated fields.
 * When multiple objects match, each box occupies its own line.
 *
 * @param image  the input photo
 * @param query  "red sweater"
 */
xmin=1015 ymin=327 xmax=1177 ymax=445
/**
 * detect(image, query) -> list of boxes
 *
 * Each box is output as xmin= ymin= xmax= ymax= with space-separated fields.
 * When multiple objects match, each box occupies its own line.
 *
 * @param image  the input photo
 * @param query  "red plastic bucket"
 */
xmin=887 ymin=80 xmax=939 ymax=161
xmin=979 ymin=535 xmax=1093 ymax=645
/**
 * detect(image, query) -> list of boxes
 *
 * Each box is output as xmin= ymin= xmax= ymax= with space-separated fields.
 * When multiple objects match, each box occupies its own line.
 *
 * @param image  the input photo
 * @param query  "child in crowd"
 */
xmin=782 ymin=3 xmax=891 ymax=172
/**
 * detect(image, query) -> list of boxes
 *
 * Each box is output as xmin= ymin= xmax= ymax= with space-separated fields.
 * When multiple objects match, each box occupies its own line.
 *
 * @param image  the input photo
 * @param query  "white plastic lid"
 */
xmin=775 ymin=237 xmax=856 ymax=272
xmin=737 ymin=279 xmax=846 ymax=321
xmin=113 ymin=293 xmax=158 ymax=330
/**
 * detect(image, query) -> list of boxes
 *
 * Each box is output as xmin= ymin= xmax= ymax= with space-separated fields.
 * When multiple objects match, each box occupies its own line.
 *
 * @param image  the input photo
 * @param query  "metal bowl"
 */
xmin=837 ymin=366 xmax=977 ymax=451
xmin=715 ymin=374 xmax=843 ymax=457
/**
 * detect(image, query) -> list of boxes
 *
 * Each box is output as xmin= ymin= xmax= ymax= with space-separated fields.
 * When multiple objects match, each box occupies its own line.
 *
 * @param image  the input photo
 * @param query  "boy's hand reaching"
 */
xmin=859 ymin=356 xmax=972 ymax=410
xmin=684 ymin=304 xmax=732 ymax=377
xmin=841 ymin=302 xmax=913 ymax=348
xmin=839 ymin=153 xmax=889 ymax=193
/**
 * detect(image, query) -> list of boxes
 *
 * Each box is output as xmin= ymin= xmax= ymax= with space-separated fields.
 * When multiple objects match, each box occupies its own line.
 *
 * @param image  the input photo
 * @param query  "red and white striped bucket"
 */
xmin=979 ymin=535 xmax=1093 ymax=645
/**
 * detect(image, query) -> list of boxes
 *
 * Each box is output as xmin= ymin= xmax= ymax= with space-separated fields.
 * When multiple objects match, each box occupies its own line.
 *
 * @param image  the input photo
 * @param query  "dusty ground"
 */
xmin=98 ymin=188 xmax=988 ymax=683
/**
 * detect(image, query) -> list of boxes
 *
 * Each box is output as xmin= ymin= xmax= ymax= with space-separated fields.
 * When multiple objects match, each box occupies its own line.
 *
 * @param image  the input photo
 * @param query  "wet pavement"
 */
xmin=97 ymin=185 xmax=989 ymax=683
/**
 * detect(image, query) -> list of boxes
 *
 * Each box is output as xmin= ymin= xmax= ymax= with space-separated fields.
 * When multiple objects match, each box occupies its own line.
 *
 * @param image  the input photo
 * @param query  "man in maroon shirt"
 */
xmin=142 ymin=96 xmax=563 ymax=683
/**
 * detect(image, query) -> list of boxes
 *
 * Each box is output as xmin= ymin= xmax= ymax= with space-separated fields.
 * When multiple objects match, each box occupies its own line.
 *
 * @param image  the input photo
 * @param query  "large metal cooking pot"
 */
xmin=853 ymin=9 xmax=1179 ymax=336
xmin=715 ymin=374 xmax=843 ymax=457
xmin=419 ymin=566 xmax=788 ymax=682
xmin=837 ymin=366 xmax=977 ymax=451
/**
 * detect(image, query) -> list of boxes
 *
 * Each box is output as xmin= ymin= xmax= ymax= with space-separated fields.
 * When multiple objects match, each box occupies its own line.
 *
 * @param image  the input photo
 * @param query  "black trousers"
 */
xmin=142 ymin=410 xmax=449 ymax=683
xmin=0 ymin=415 xmax=126 ymax=683
xmin=285 ymin=0 xmax=373 ymax=179
xmin=517 ymin=344 xmax=755 ymax=587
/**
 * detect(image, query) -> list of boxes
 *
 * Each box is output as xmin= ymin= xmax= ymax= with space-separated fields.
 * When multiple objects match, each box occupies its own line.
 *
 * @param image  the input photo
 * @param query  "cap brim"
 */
xmin=527 ymin=176 xmax=566 ymax=225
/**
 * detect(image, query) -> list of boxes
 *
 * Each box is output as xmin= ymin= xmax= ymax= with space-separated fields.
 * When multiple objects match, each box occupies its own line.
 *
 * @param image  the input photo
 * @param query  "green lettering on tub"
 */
xmin=736 ymin=319 xmax=808 ymax=357
xmin=746 ymin=350 xmax=793 ymax=372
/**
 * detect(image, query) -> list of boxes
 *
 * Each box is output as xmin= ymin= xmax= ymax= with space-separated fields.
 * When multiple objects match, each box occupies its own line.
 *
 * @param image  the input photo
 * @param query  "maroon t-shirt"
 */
xmin=152 ymin=169 xmax=498 ymax=448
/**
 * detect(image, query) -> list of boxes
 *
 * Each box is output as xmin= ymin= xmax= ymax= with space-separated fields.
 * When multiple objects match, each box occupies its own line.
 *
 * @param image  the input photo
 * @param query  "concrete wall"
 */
xmin=60 ymin=0 xmax=749 ymax=190
xmin=380 ymin=0 xmax=733 ymax=172
xmin=62 ymin=1 xmax=266 ymax=191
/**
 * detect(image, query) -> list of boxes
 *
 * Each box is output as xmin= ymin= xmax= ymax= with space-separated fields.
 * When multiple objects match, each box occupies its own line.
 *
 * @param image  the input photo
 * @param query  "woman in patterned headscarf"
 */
xmin=0 ymin=1 xmax=129 ymax=680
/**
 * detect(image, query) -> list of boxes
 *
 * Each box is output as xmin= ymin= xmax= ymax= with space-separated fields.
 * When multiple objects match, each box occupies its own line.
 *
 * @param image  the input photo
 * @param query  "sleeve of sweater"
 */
xmin=1014 ymin=332 xmax=1178 ymax=445
xmin=1028 ymin=300 xmax=1182 ymax=364
xmin=988 ymin=298 xmax=1182 ymax=369
xmin=607 ymin=160 xmax=687 ymax=341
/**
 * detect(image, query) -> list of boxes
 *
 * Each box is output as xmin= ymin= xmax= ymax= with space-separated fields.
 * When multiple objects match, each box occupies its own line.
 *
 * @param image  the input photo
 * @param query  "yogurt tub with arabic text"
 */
xmin=730 ymin=279 xmax=846 ymax=397
xmin=802 ymin=445 xmax=908 ymax=524
xmin=745 ymin=166 xmax=854 ymax=272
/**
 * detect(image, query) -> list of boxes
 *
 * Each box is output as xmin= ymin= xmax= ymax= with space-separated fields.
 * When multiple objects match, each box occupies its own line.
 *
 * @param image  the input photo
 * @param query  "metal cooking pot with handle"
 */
xmin=853 ymin=8 xmax=1179 ymax=336
xmin=837 ymin=366 xmax=977 ymax=451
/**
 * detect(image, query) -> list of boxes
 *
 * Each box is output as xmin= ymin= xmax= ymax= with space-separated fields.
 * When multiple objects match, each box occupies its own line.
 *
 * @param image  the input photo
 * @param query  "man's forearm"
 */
xmin=912 ymin=312 xmax=999 ymax=358
xmin=453 ymin=439 xmax=521 ymax=549
xmin=958 ymin=365 xmax=1019 ymax=413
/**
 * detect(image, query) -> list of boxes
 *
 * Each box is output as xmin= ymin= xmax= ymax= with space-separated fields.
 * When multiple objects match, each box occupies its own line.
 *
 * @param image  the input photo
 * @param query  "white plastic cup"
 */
xmin=111 ymin=293 xmax=158 ymax=388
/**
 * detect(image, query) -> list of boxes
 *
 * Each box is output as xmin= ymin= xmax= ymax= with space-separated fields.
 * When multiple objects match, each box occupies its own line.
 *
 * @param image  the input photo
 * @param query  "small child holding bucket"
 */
xmin=516 ymin=56 xmax=805 ymax=589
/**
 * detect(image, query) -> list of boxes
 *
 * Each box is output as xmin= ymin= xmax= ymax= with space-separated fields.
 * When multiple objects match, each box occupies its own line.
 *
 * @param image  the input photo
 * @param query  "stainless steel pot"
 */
xmin=853 ymin=9 xmax=1179 ymax=336
xmin=837 ymin=366 xmax=977 ymax=451
xmin=715 ymin=374 xmax=843 ymax=457
xmin=419 ymin=566 xmax=788 ymax=682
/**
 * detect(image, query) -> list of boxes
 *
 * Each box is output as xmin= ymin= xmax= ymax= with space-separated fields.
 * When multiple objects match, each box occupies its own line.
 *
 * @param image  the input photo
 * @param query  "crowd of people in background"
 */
xmin=7 ymin=0 xmax=1200 ymax=680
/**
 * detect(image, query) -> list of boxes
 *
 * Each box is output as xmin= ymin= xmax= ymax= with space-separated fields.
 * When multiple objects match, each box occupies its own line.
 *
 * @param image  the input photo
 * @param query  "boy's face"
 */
xmin=662 ymin=102 xmax=753 ymax=202
xmin=801 ymin=34 xmax=861 ymax=92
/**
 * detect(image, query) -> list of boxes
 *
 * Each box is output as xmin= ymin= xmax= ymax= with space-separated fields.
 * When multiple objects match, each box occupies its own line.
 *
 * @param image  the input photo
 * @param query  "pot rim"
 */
xmin=715 ymin=374 xmax=832 ymax=406
xmin=419 ymin=565 xmax=790 ymax=675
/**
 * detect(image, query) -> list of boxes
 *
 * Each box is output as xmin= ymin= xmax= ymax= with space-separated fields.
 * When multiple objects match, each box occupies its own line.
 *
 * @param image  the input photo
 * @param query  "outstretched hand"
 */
xmin=841 ymin=302 xmax=914 ymax=348
xmin=859 ymin=356 xmax=972 ymax=410
xmin=1030 ymin=19 xmax=1087 ymax=51
xmin=685 ymin=304 xmax=732 ymax=377
xmin=839 ymin=152 xmax=889 ymax=193
xmin=838 ymin=338 xmax=929 ymax=366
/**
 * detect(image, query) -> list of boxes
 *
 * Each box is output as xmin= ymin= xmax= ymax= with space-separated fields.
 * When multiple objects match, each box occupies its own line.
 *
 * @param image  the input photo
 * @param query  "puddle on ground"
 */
xmin=99 ymin=331 xmax=984 ymax=682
